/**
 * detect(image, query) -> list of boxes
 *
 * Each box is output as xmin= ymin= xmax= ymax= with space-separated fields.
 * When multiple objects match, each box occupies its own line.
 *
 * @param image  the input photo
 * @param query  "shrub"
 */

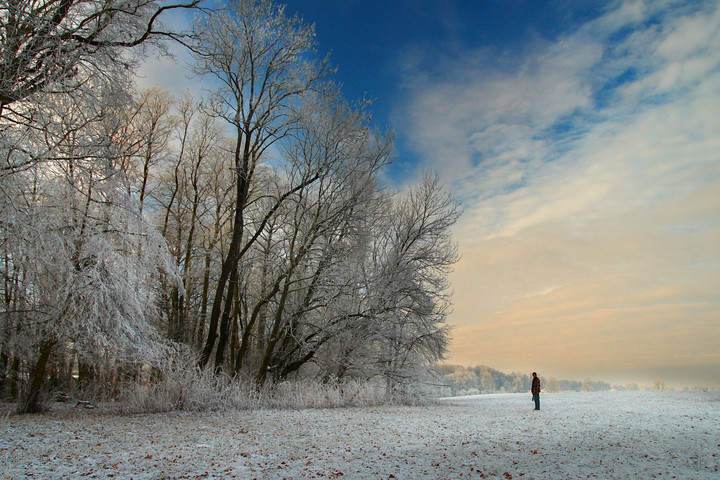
xmin=120 ymin=357 xmax=401 ymax=413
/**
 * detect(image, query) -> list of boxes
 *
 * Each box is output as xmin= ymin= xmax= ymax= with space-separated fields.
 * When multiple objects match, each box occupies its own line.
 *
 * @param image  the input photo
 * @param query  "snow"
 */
xmin=1 ymin=391 xmax=718 ymax=479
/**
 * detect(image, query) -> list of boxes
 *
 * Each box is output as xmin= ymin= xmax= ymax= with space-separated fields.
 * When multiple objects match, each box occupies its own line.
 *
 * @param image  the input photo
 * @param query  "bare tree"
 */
xmin=129 ymin=88 xmax=177 ymax=215
xmin=0 ymin=0 xmax=202 ymax=115
xmin=245 ymin=95 xmax=393 ymax=384
xmin=147 ymin=96 xmax=230 ymax=344
xmin=189 ymin=0 xmax=332 ymax=370
xmin=356 ymin=174 xmax=460 ymax=385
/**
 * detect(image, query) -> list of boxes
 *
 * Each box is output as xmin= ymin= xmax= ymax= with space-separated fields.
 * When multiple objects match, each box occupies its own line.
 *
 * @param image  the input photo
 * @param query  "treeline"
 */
xmin=0 ymin=0 xmax=459 ymax=412
xmin=438 ymin=365 xmax=612 ymax=396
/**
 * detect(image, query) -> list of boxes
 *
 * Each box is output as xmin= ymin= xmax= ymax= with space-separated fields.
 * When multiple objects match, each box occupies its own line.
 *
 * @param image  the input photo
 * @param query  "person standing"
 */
xmin=531 ymin=372 xmax=541 ymax=410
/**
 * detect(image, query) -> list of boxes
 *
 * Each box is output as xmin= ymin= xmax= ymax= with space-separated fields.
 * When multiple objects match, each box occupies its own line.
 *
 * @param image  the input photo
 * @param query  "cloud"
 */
xmin=133 ymin=9 xmax=202 ymax=93
xmin=399 ymin=0 xmax=720 ymax=386
xmin=134 ymin=41 xmax=201 ymax=93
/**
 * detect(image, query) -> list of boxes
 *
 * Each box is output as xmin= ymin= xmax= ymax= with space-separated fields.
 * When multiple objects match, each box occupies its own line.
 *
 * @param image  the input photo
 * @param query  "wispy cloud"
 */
xmin=398 ymin=0 xmax=720 ymax=385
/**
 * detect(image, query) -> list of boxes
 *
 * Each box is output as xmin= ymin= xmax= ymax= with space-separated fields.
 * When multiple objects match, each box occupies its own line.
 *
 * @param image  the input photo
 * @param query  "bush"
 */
xmin=267 ymin=379 xmax=390 ymax=409
xmin=120 ymin=358 xmax=398 ymax=413
xmin=120 ymin=359 xmax=264 ymax=413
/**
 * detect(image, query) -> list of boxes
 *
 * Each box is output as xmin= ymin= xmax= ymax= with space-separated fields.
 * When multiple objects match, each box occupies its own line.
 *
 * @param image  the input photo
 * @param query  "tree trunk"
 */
xmin=199 ymin=147 xmax=320 ymax=370
xmin=196 ymin=253 xmax=211 ymax=349
xmin=9 ymin=356 xmax=21 ymax=400
xmin=20 ymin=339 xmax=56 ymax=414
xmin=234 ymin=273 xmax=285 ymax=374
xmin=0 ymin=351 xmax=9 ymax=396
xmin=256 ymin=279 xmax=291 ymax=385
xmin=179 ymin=189 xmax=200 ymax=344
xmin=214 ymin=266 xmax=239 ymax=372
xmin=199 ymin=134 xmax=250 ymax=369
xmin=279 ymin=349 xmax=317 ymax=380
xmin=78 ymin=361 xmax=93 ymax=389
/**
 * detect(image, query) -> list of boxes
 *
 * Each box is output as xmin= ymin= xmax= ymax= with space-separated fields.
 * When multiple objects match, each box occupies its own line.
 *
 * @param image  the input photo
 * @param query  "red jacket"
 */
xmin=531 ymin=376 xmax=541 ymax=394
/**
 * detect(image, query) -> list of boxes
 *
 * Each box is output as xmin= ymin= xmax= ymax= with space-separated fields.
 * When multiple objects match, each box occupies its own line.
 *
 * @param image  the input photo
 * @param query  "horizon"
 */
xmin=138 ymin=0 xmax=720 ymax=390
xmin=437 ymin=361 xmax=718 ymax=391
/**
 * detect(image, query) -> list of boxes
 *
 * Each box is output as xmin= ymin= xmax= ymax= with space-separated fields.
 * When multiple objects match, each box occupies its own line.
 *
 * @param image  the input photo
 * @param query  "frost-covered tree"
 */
xmin=188 ymin=0 xmax=332 ymax=369
xmin=354 ymin=174 xmax=460 ymax=385
xmin=0 ymin=0 xmax=463 ymax=408
xmin=0 ymin=0 xmax=197 ymax=412
xmin=121 ymin=87 xmax=177 ymax=214
xmin=1 ymin=81 xmax=177 ymax=412
xmin=243 ymin=171 xmax=460 ymax=387
xmin=145 ymin=94 xmax=232 ymax=345
xmin=0 ymin=0 xmax=201 ymax=114
xmin=234 ymin=93 xmax=393 ymax=384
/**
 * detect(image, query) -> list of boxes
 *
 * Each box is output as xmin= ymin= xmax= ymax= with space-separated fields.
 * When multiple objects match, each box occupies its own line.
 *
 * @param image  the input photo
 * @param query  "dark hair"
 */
xmin=532 ymin=372 xmax=537 ymax=376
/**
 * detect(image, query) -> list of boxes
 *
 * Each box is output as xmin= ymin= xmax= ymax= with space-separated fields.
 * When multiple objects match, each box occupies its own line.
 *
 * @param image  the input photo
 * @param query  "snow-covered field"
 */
xmin=1 ymin=391 xmax=718 ymax=479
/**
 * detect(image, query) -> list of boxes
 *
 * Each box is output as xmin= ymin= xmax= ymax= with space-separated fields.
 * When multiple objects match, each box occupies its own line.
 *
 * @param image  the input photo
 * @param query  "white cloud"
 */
xmin=134 ymin=42 xmax=201 ymax=93
xmin=415 ymin=0 xmax=720 ymax=238
xmin=400 ymin=35 xmax=602 ymax=190
xmin=132 ymin=8 xmax=203 ymax=94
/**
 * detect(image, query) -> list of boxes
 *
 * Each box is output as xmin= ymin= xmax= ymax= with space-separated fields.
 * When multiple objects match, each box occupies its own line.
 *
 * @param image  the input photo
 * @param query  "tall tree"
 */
xmin=246 ymin=94 xmax=393 ymax=383
xmin=148 ymin=97 xmax=229 ymax=344
xmin=189 ymin=0 xmax=332 ymax=369
xmin=0 ymin=0 xmax=198 ymax=412
xmin=341 ymin=174 xmax=461 ymax=385
xmin=2 ymin=81 xmax=177 ymax=412
xmin=129 ymin=88 xmax=177 ymax=215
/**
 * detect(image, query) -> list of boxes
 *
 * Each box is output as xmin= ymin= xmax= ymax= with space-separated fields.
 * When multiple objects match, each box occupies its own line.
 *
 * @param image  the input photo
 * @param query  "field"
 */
xmin=1 ymin=391 xmax=718 ymax=479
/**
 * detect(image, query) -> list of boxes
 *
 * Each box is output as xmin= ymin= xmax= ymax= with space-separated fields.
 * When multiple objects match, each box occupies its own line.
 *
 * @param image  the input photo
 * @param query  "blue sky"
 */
xmin=282 ymin=0 xmax=611 ymax=183
xmin=140 ymin=0 xmax=720 ymax=388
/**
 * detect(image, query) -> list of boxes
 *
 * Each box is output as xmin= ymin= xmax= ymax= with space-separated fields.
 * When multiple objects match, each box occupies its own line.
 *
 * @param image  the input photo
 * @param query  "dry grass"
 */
xmin=118 ymin=359 xmax=398 ymax=413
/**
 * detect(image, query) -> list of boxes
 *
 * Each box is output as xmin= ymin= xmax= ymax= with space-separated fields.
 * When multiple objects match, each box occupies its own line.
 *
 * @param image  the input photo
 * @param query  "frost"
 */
xmin=1 ymin=391 xmax=718 ymax=479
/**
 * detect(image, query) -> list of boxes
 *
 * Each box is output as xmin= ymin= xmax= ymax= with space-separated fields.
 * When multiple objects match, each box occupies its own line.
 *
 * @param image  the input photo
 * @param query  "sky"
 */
xmin=140 ymin=0 xmax=720 ymax=389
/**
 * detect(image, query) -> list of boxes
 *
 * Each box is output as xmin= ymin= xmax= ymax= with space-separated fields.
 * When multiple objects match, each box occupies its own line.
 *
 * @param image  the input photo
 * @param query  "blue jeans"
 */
xmin=533 ymin=393 xmax=540 ymax=410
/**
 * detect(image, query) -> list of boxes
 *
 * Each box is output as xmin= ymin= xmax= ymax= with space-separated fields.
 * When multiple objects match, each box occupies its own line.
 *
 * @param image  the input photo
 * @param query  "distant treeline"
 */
xmin=438 ymin=365 xmax=613 ymax=396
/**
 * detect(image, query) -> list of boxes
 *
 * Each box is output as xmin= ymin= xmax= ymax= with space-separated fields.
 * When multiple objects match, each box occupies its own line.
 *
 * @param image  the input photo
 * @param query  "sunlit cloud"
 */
xmin=135 ymin=47 xmax=197 ymax=93
xmin=133 ymin=9 xmax=201 ymax=93
xmin=398 ymin=0 xmax=720 ymax=386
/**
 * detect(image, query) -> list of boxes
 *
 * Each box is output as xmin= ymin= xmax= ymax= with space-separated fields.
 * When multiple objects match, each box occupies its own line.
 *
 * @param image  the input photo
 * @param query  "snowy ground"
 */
xmin=1 ymin=391 xmax=718 ymax=479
